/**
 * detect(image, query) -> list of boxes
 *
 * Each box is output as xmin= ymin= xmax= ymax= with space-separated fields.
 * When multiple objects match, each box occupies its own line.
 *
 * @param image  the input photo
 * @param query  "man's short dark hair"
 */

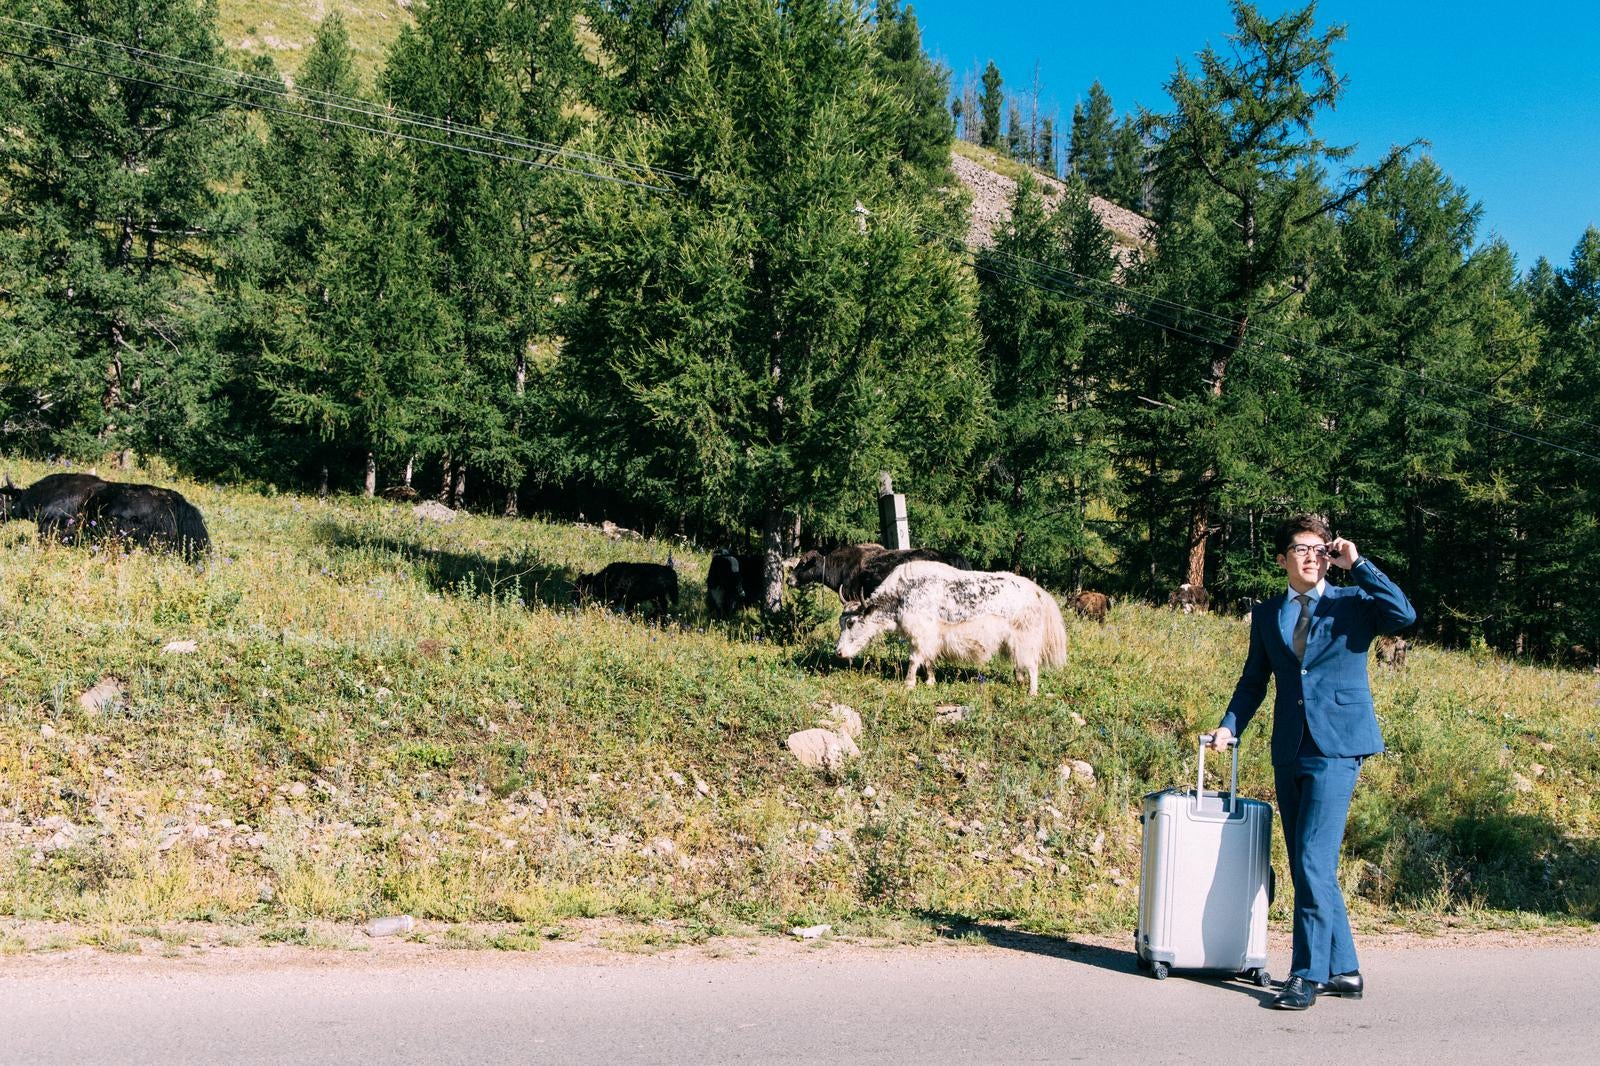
xmin=1274 ymin=514 xmax=1332 ymax=556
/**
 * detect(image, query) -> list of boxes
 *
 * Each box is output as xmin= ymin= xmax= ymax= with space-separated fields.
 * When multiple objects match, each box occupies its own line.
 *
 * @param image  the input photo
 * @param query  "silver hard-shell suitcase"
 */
xmin=1135 ymin=736 xmax=1274 ymax=984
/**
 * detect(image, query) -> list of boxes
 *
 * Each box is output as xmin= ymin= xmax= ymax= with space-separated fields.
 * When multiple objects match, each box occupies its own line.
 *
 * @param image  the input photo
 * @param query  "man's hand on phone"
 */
xmin=1326 ymin=537 xmax=1360 ymax=570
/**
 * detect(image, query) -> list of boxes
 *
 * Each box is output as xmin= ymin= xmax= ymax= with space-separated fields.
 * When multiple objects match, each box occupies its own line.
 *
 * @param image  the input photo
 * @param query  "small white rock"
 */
xmin=816 ymin=703 xmax=863 ymax=739
xmin=39 ymin=723 xmax=56 ymax=739
xmin=788 ymin=924 xmax=831 ymax=940
xmin=366 ymin=915 xmax=415 ymax=937
xmin=161 ymin=640 xmax=198 ymax=655
xmin=786 ymin=729 xmax=859 ymax=771
xmin=412 ymin=501 xmax=455 ymax=523
xmin=77 ymin=677 xmax=122 ymax=713
xmin=287 ymin=782 xmax=308 ymax=798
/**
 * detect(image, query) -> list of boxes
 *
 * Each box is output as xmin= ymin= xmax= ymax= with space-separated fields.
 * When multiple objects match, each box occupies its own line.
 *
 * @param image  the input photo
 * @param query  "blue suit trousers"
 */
xmin=1275 ymin=751 xmax=1363 ymax=983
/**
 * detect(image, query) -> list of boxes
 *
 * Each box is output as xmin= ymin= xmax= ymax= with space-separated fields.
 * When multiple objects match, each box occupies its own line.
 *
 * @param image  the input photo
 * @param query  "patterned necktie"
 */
xmin=1292 ymin=593 xmax=1312 ymax=660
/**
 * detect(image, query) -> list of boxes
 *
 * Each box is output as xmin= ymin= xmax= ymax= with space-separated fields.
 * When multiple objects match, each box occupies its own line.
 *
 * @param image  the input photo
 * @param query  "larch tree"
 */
xmin=563 ymin=0 xmax=986 ymax=609
xmin=382 ymin=0 xmax=589 ymax=513
xmin=1066 ymin=80 xmax=1114 ymax=192
xmin=978 ymin=59 xmax=1002 ymax=149
xmin=0 ymin=0 xmax=242 ymax=462
xmin=1146 ymin=0 xmax=1411 ymax=589
xmin=971 ymin=174 xmax=1118 ymax=583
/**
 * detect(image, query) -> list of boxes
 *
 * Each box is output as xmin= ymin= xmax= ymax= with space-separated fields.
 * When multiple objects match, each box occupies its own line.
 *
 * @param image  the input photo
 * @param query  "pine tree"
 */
xmin=1106 ymin=117 xmax=1146 ymax=211
xmin=564 ymin=0 xmax=986 ymax=607
xmin=1067 ymin=80 xmax=1114 ymax=191
xmin=257 ymin=135 xmax=454 ymax=494
xmin=1145 ymin=0 xmax=1411 ymax=589
xmin=1006 ymin=101 xmax=1025 ymax=160
xmin=1038 ymin=117 xmax=1055 ymax=177
xmin=1304 ymin=158 xmax=1544 ymax=644
xmin=383 ymin=0 xmax=589 ymax=512
xmin=1519 ymin=228 xmax=1600 ymax=659
xmin=971 ymin=175 xmax=1117 ymax=581
xmin=221 ymin=15 xmax=378 ymax=485
xmin=979 ymin=60 xmax=1002 ymax=149
xmin=872 ymin=1 xmax=953 ymax=184
xmin=0 ymin=0 xmax=242 ymax=462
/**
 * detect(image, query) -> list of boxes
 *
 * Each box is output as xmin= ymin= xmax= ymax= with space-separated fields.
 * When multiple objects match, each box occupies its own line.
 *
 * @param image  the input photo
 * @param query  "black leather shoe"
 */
xmin=1270 ymin=976 xmax=1317 ymax=1010
xmin=1315 ymin=971 xmax=1364 ymax=999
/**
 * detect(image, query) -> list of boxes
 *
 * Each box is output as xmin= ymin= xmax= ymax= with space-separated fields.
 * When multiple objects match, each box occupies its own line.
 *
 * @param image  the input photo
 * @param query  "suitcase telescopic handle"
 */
xmin=1196 ymin=734 xmax=1239 ymax=808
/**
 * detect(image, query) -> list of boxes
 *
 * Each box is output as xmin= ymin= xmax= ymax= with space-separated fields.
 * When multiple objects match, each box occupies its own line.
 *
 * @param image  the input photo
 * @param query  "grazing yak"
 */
xmin=1168 ymin=583 xmax=1211 ymax=614
xmin=840 ymin=547 xmax=971 ymax=603
xmin=835 ymin=561 xmax=1068 ymax=696
xmin=575 ymin=560 xmax=678 ymax=612
xmin=789 ymin=543 xmax=886 ymax=599
xmin=790 ymin=543 xmax=970 ymax=604
xmin=1 ymin=472 xmax=209 ymax=559
xmin=1069 ymin=590 xmax=1112 ymax=623
xmin=705 ymin=549 xmax=765 ymax=616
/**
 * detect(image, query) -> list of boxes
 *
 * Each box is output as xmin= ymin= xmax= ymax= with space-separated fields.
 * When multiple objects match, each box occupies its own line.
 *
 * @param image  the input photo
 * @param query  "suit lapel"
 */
xmin=1265 ymin=591 xmax=1294 ymax=659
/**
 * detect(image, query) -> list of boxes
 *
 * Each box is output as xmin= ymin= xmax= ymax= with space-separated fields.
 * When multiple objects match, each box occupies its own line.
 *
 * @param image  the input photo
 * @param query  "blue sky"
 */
xmin=907 ymin=0 xmax=1600 ymax=273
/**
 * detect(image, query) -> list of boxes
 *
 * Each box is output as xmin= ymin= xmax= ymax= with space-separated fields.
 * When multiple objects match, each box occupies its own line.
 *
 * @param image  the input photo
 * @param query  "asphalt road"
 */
xmin=3 ymin=934 xmax=1596 ymax=1065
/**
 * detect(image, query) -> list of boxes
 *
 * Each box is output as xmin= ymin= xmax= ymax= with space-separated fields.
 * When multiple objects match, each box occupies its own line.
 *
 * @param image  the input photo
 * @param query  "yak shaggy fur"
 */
xmin=835 ymin=561 xmax=1068 ymax=696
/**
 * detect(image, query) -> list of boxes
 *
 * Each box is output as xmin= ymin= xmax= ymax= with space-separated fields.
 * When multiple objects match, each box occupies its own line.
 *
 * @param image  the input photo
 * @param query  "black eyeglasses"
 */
xmin=1286 ymin=544 xmax=1332 ymax=559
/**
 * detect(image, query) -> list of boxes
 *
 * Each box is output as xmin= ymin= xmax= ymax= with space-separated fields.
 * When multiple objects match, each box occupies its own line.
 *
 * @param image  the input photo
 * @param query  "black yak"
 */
xmin=705 ymin=549 xmax=765 ymax=616
xmin=837 ymin=547 xmax=971 ymax=604
xmin=789 ymin=543 xmax=886 ymax=599
xmin=1 ymin=472 xmax=209 ymax=560
xmin=575 ymin=560 xmax=678 ymax=612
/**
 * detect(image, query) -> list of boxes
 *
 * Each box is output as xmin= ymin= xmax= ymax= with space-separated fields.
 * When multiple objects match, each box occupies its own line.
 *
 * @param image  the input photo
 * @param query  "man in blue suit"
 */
xmin=1209 ymin=514 xmax=1416 ymax=1010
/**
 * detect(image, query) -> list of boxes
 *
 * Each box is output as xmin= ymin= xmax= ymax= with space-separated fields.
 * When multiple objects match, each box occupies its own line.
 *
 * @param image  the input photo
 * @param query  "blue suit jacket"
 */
xmin=1220 ymin=559 xmax=1416 ymax=766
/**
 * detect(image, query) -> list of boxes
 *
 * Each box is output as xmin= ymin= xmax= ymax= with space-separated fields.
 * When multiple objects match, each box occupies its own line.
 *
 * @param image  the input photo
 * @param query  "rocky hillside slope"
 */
xmin=950 ymin=145 xmax=1152 ymax=263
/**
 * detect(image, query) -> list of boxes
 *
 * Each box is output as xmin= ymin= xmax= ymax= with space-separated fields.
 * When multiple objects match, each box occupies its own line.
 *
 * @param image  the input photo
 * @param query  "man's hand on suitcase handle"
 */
xmin=1204 ymin=727 xmax=1235 ymax=752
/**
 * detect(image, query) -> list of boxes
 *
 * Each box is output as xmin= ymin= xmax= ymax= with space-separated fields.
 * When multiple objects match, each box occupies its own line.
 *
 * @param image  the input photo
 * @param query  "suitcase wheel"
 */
xmin=1244 ymin=967 xmax=1271 ymax=987
xmin=1151 ymin=961 xmax=1169 ymax=980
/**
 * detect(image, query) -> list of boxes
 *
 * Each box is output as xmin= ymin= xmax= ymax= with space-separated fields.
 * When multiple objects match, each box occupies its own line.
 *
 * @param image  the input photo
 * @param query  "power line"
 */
xmin=0 ymin=41 xmax=681 ymax=194
xmin=3 ymin=19 xmax=1593 ymax=465
xmin=0 ymin=13 xmax=693 ymax=184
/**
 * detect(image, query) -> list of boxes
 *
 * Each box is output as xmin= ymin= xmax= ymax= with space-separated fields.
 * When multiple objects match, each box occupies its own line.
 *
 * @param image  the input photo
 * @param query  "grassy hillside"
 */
xmin=218 ymin=1 xmax=412 ymax=86
xmin=1 ymin=457 xmax=1597 ymax=952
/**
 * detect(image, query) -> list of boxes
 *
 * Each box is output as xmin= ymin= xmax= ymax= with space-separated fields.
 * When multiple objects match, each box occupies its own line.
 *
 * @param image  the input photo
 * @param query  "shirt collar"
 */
xmin=1287 ymin=578 xmax=1327 ymax=602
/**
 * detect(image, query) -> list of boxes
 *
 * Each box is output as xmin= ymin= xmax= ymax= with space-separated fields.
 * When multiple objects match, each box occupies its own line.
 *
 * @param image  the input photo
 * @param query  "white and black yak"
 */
xmin=835 ymin=561 xmax=1067 ymax=696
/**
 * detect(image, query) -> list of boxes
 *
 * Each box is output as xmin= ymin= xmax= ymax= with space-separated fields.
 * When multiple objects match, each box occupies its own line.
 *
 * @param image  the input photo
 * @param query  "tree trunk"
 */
xmin=1184 ymin=203 xmax=1254 ymax=591
xmin=451 ymin=463 xmax=467 ymax=509
xmin=319 ymin=464 xmax=330 ymax=498
xmin=403 ymin=456 xmax=414 ymax=488
xmin=364 ymin=452 xmax=376 ymax=498
xmin=438 ymin=453 xmax=452 ymax=501
xmin=761 ymin=508 xmax=800 ymax=613
xmin=504 ymin=488 xmax=519 ymax=518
